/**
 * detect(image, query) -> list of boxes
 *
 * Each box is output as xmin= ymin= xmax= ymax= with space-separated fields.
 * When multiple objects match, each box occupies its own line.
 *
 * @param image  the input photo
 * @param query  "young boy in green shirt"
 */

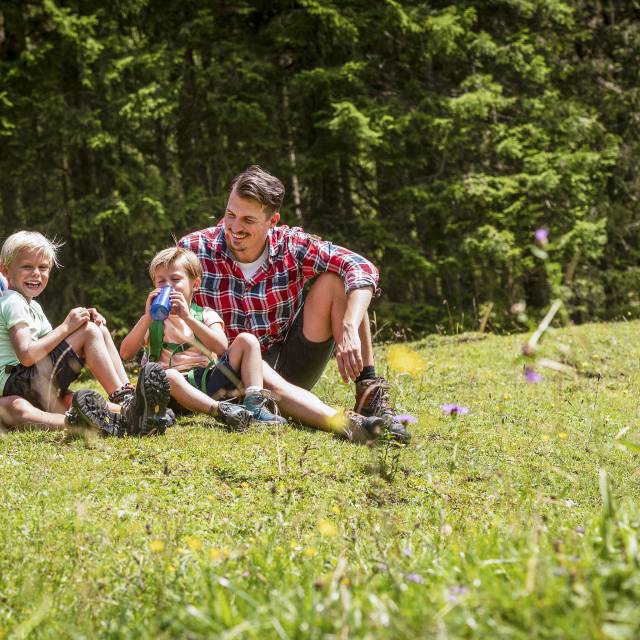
xmin=0 ymin=231 xmax=173 ymax=436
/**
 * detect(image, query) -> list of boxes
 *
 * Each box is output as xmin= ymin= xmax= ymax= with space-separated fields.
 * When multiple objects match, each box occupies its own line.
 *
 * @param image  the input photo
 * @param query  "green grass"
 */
xmin=2 ymin=320 xmax=640 ymax=638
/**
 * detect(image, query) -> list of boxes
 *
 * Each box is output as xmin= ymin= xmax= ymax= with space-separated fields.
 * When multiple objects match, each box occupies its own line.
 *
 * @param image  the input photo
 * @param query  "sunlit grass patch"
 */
xmin=1 ymin=321 xmax=640 ymax=636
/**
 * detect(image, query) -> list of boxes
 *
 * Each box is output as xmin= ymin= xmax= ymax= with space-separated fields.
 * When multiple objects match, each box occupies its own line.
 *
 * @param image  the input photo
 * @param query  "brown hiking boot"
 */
xmin=343 ymin=410 xmax=411 ymax=445
xmin=354 ymin=377 xmax=397 ymax=420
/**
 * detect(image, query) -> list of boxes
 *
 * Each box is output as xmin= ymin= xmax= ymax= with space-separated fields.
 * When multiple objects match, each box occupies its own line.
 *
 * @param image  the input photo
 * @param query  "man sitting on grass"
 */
xmin=180 ymin=165 xmax=408 ymax=437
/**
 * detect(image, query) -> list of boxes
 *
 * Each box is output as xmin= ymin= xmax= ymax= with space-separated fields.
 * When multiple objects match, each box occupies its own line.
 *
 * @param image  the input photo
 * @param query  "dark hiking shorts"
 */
xmin=3 ymin=340 xmax=84 ymax=411
xmin=168 ymin=351 xmax=241 ymax=415
xmin=263 ymin=306 xmax=335 ymax=391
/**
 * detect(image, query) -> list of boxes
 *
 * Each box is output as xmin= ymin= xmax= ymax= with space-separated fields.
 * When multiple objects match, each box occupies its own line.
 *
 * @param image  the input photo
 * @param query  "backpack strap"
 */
xmin=191 ymin=302 xmax=205 ymax=323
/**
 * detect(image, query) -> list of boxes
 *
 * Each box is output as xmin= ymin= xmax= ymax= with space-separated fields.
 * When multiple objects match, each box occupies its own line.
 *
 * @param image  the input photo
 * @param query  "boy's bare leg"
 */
xmin=227 ymin=333 xmax=263 ymax=390
xmin=165 ymin=369 xmax=217 ymax=413
xmin=0 ymin=395 xmax=67 ymax=430
xmin=97 ymin=324 xmax=129 ymax=386
xmin=262 ymin=363 xmax=338 ymax=432
xmin=65 ymin=323 xmax=124 ymax=395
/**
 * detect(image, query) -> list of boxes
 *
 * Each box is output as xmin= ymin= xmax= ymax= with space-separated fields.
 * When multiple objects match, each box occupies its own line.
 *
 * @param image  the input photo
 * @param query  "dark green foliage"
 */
xmin=0 ymin=0 xmax=636 ymax=335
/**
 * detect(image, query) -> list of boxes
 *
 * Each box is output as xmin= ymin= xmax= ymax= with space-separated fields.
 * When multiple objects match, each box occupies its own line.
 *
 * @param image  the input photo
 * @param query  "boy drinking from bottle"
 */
xmin=120 ymin=247 xmax=284 ymax=429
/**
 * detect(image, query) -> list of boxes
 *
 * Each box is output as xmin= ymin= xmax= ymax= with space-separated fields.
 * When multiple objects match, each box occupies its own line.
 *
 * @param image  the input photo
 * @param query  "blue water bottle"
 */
xmin=150 ymin=286 xmax=172 ymax=321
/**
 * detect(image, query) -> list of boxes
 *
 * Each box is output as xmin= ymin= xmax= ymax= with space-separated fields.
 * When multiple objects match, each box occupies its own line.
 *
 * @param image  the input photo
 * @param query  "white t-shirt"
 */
xmin=236 ymin=245 xmax=268 ymax=281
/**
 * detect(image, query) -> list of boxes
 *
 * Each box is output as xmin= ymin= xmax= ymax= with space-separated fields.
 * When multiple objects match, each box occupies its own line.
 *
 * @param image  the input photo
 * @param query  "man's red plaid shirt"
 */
xmin=179 ymin=223 xmax=379 ymax=352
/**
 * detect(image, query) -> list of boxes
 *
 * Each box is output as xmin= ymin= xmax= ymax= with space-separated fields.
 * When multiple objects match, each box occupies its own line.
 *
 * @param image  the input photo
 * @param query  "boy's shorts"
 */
xmin=263 ymin=304 xmax=335 ymax=391
xmin=3 ymin=340 xmax=84 ymax=411
xmin=168 ymin=351 xmax=241 ymax=415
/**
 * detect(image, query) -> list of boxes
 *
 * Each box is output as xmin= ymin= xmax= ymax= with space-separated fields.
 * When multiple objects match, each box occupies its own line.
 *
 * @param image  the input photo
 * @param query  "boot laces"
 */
xmin=356 ymin=378 xmax=393 ymax=416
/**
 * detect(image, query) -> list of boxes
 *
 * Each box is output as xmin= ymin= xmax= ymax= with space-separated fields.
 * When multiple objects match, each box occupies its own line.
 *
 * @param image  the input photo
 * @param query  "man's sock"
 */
xmin=355 ymin=366 xmax=376 ymax=384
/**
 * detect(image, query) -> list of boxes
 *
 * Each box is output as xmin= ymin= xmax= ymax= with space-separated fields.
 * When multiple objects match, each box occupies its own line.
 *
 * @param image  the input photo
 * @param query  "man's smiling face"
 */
xmin=223 ymin=188 xmax=280 ymax=263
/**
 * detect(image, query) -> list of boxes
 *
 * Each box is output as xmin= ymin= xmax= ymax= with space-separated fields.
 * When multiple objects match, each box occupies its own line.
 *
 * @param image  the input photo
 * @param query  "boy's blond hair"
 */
xmin=149 ymin=247 xmax=202 ymax=282
xmin=0 ymin=231 xmax=63 ymax=268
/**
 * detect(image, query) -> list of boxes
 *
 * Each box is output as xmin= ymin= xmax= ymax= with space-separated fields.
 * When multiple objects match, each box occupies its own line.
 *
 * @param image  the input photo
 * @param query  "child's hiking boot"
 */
xmin=65 ymin=389 xmax=125 ymax=437
xmin=215 ymin=401 xmax=253 ymax=431
xmin=353 ymin=377 xmax=397 ymax=420
xmin=108 ymin=383 xmax=135 ymax=405
xmin=343 ymin=410 xmax=411 ymax=445
xmin=120 ymin=363 xmax=174 ymax=436
xmin=243 ymin=391 xmax=287 ymax=425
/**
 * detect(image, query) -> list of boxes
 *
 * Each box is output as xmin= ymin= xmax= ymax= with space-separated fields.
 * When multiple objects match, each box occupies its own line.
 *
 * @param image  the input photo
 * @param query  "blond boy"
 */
xmin=121 ymin=247 xmax=283 ymax=429
xmin=0 ymin=231 xmax=173 ymax=435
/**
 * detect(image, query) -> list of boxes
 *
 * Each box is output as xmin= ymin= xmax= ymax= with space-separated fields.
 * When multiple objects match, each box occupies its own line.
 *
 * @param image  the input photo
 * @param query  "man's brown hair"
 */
xmin=230 ymin=165 xmax=285 ymax=214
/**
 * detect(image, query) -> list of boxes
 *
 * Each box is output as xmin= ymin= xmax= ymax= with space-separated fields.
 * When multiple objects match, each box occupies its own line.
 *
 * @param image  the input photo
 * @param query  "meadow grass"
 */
xmin=1 ymin=321 xmax=640 ymax=639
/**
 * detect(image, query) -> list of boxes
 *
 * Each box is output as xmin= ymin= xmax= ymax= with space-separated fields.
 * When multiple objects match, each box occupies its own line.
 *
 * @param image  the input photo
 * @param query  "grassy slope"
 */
xmin=1 ymin=321 xmax=640 ymax=639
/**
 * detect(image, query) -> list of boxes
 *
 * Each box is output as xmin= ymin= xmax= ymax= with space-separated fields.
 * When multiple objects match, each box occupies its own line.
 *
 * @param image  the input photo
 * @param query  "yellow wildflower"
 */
xmin=387 ymin=344 xmax=424 ymax=376
xmin=149 ymin=539 xmax=165 ymax=553
xmin=326 ymin=409 xmax=347 ymax=434
xmin=318 ymin=519 xmax=338 ymax=537
xmin=186 ymin=537 xmax=203 ymax=551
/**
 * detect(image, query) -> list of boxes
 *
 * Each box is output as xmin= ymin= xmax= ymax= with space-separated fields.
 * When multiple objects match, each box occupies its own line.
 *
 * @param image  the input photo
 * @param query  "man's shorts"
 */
xmin=168 ymin=351 xmax=241 ymax=415
xmin=263 ymin=306 xmax=335 ymax=390
xmin=3 ymin=340 xmax=84 ymax=411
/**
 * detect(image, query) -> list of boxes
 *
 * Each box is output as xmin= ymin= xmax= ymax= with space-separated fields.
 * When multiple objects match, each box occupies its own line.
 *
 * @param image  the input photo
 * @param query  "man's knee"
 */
xmin=311 ymin=272 xmax=344 ymax=296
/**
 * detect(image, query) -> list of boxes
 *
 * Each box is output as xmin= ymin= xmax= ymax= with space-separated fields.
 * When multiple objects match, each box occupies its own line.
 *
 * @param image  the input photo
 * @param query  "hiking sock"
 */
xmin=245 ymin=385 xmax=261 ymax=396
xmin=355 ymin=366 xmax=376 ymax=384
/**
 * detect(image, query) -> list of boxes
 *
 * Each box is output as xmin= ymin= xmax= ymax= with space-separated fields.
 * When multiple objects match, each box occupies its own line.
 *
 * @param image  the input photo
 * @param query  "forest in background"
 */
xmin=1 ymin=0 xmax=639 ymax=339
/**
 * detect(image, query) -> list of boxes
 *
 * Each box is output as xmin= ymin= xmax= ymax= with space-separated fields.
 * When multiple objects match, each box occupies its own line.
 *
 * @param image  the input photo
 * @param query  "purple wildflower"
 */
xmin=441 ymin=404 xmax=469 ymax=416
xmin=405 ymin=573 xmax=425 ymax=584
xmin=395 ymin=414 xmax=418 ymax=424
xmin=524 ymin=367 xmax=543 ymax=384
xmin=534 ymin=228 xmax=549 ymax=247
xmin=447 ymin=585 xmax=470 ymax=603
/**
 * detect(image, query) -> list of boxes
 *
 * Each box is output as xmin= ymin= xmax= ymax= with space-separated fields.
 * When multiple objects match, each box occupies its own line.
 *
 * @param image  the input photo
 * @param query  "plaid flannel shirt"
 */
xmin=179 ymin=223 xmax=379 ymax=352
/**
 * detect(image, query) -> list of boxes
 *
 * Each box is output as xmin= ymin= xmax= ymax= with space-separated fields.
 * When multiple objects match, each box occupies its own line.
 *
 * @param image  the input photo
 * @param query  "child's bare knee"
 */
xmin=235 ymin=332 xmax=260 ymax=350
xmin=69 ymin=321 xmax=99 ymax=343
xmin=98 ymin=323 xmax=111 ymax=340
xmin=84 ymin=322 xmax=101 ymax=339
